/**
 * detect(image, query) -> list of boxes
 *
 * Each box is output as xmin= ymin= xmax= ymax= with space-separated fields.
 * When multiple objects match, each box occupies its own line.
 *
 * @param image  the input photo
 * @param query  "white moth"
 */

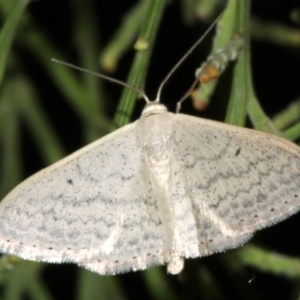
xmin=1 ymin=24 xmax=300 ymax=276
xmin=1 ymin=95 xmax=300 ymax=275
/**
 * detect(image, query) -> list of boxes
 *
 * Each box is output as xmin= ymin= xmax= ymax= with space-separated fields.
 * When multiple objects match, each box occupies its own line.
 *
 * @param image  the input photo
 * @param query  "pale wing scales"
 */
xmin=0 ymin=123 xmax=165 ymax=274
xmin=172 ymin=114 xmax=300 ymax=256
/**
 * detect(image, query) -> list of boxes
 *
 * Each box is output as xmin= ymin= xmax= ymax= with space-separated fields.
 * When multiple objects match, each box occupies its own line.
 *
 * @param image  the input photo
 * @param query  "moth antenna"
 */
xmin=176 ymin=76 xmax=200 ymax=113
xmin=154 ymin=10 xmax=225 ymax=103
xmin=51 ymin=59 xmax=150 ymax=103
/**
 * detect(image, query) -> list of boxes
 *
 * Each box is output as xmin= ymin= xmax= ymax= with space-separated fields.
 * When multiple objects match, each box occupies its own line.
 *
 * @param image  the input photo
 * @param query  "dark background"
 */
xmin=1 ymin=0 xmax=300 ymax=299
xmin=26 ymin=0 xmax=300 ymax=151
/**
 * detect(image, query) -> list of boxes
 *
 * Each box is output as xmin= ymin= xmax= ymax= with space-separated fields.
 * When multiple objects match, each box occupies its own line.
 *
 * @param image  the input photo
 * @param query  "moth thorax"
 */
xmin=141 ymin=102 xmax=167 ymax=117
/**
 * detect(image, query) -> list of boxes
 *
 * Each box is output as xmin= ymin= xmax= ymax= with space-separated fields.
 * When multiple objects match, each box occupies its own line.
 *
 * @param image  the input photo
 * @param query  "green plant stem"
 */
xmin=113 ymin=0 xmax=168 ymax=128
